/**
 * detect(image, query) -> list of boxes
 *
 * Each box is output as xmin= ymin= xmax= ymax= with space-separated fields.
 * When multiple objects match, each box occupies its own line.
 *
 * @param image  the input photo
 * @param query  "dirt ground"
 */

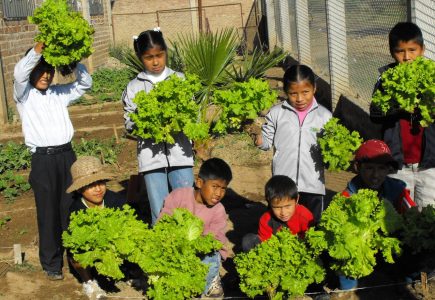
xmin=0 ymin=70 xmax=434 ymax=299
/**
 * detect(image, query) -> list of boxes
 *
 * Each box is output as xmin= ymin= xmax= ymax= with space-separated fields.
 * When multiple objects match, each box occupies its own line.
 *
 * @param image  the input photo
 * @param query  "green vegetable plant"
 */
xmin=135 ymin=209 xmax=222 ymax=300
xmin=235 ymin=228 xmax=325 ymax=300
xmin=63 ymin=205 xmax=149 ymax=280
xmin=63 ymin=207 xmax=221 ymax=300
xmin=87 ymin=68 xmax=134 ymax=103
xmin=212 ymin=78 xmax=277 ymax=134
xmin=0 ymin=142 xmax=31 ymax=174
xmin=72 ymin=138 xmax=122 ymax=166
xmin=28 ymin=0 xmax=94 ymax=69
xmin=0 ymin=216 xmax=12 ymax=229
xmin=372 ymin=56 xmax=435 ymax=127
xmin=306 ymin=189 xmax=403 ymax=279
xmin=318 ymin=117 xmax=363 ymax=171
xmin=0 ymin=171 xmax=31 ymax=203
xmin=400 ymin=205 xmax=435 ymax=254
xmin=130 ymin=73 xmax=209 ymax=144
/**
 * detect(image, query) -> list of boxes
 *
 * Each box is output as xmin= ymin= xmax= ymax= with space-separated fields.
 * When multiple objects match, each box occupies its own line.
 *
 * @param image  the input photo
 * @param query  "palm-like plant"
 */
xmin=228 ymin=46 xmax=288 ymax=82
xmin=176 ymin=28 xmax=239 ymax=122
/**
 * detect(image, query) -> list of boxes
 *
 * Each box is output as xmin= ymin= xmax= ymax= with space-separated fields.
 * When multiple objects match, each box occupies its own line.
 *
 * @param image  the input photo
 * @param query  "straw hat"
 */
xmin=66 ymin=156 xmax=115 ymax=193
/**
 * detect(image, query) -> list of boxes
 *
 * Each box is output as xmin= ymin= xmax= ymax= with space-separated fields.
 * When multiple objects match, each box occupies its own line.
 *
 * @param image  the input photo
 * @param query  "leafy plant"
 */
xmin=63 ymin=205 xmax=150 ymax=280
xmin=0 ymin=171 xmax=31 ymax=202
xmin=228 ymin=47 xmax=288 ymax=82
xmin=135 ymin=209 xmax=222 ymax=300
xmin=63 ymin=207 xmax=221 ymax=300
xmin=72 ymin=138 xmax=122 ymax=165
xmin=306 ymin=189 xmax=403 ymax=279
xmin=28 ymin=0 xmax=94 ymax=68
xmin=88 ymin=68 xmax=134 ymax=102
xmin=130 ymin=73 xmax=209 ymax=144
xmin=235 ymin=228 xmax=325 ymax=299
xmin=0 ymin=142 xmax=31 ymax=173
xmin=177 ymin=29 xmax=239 ymax=113
xmin=372 ymin=56 xmax=435 ymax=127
xmin=0 ymin=216 xmax=11 ymax=228
xmin=318 ymin=117 xmax=363 ymax=171
xmin=401 ymin=205 xmax=435 ymax=254
xmin=212 ymin=78 xmax=277 ymax=134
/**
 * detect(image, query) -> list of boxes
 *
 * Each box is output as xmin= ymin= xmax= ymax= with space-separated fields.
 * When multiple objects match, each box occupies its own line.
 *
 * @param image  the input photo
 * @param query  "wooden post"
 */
xmin=13 ymin=244 xmax=22 ymax=264
xmin=0 ymin=55 xmax=9 ymax=125
xmin=113 ymin=124 xmax=119 ymax=144
xmin=421 ymin=272 xmax=428 ymax=296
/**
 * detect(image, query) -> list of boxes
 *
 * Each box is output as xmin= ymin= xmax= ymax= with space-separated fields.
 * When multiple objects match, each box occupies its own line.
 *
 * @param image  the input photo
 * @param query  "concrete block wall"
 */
xmin=111 ymin=0 xmax=254 ymax=46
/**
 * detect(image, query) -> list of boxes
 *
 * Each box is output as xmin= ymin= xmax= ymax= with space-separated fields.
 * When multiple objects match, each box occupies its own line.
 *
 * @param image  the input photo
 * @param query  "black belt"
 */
xmin=35 ymin=142 xmax=72 ymax=155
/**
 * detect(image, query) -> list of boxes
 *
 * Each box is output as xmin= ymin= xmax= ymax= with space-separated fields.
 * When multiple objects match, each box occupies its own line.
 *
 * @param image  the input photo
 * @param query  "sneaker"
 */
xmin=202 ymin=275 xmax=224 ymax=299
xmin=46 ymin=271 xmax=64 ymax=281
xmin=82 ymin=280 xmax=106 ymax=299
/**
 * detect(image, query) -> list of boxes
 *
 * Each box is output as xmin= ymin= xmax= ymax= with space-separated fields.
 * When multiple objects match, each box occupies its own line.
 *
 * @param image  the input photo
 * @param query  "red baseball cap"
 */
xmin=354 ymin=139 xmax=398 ymax=169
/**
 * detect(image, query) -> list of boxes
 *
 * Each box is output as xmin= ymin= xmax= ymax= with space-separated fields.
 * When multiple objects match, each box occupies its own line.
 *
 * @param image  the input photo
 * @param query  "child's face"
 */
xmin=286 ymin=80 xmax=316 ymax=111
xmin=358 ymin=162 xmax=390 ymax=191
xmin=80 ymin=180 xmax=107 ymax=207
xmin=195 ymin=178 xmax=228 ymax=207
xmin=392 ymin=40 xmax=425 ymax=63
xmin=270 ymin=197 xmax=298 ymax=223
xmin=30 ymin=63 xmax=55 ymax=91
xmin=140 ymin=46 xmax=166 ymax=75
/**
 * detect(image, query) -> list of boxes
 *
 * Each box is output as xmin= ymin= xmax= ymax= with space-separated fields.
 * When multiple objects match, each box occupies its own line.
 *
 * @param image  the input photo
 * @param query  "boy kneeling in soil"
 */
xmin=343 ymin=139 xmax=416 ymax=213
xmin=159 ymin=158 xmax=232 ymax=299
xmin=66 ymin=156 xmax=126 ymax=299
xmin=242 ymin=175 xmax=314 ymax=252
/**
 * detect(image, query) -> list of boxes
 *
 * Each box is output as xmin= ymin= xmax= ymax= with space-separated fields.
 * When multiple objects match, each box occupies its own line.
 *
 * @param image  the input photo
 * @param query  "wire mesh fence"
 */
xmin=263 ymin=0 xmax=430 ymax=110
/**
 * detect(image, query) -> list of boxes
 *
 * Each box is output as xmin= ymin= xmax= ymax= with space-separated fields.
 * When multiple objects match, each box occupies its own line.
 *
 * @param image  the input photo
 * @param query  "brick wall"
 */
xmin=0 ymin=0 xmax=112 ymax=123
xmin=111 ymin=0 xmax=255 ymax=46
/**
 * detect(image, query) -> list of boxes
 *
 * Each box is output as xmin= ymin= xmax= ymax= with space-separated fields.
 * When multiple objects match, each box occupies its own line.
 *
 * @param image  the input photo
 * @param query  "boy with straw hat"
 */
xmin=66 ymin=156 xmax=125 ymax=299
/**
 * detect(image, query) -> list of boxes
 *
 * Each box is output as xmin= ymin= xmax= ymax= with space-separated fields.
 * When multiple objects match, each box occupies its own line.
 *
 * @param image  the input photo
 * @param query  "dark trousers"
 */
xmin=29 ymin=149 xmax=76 ymax=273
xmin=299 ymin=192 xmax=324 ymax=224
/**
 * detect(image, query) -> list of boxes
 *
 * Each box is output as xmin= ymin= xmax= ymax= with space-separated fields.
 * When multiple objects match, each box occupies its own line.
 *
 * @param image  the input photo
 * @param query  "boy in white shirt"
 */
xmin=13 ymin=42 xmax=92 ymax=280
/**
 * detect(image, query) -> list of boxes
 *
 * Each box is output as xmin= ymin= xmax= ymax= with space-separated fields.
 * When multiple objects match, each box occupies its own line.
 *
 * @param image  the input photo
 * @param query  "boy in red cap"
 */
xmin=343 ymin=139 xmax=416 ymax=214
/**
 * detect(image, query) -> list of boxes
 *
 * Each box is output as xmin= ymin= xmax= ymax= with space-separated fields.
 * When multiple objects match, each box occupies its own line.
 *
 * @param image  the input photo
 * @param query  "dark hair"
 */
xmin=389 ymin=22 xmax=424 ymax=55
xmin=198 ymin=158 xmax=232 ymax=183
xmin=283 ymin=64 xmax=316 ymax=92
xmin=265 ymin=175 xmax=298 ymax=204
xmin=134 ymin=30 xmax=168 ymax=58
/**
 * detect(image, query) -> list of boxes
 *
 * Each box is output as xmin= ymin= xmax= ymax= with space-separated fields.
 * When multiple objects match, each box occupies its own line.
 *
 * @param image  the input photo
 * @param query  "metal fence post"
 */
xmin=278 ymin=0 xmax=292 ymax=52
xmin=326 ymin=0 xmax=349 ymax=109
xmin=264 ymin=0 xmax=277 ymax=49
xmin=295 ymin=0 xmax=311 ymax=65
xmin=411 ymin=0 xmax=435 ymax=60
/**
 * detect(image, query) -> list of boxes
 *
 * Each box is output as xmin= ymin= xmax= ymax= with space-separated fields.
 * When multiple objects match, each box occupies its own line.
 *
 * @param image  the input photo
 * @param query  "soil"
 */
xmin=0 ymin=68 xmax=434 ymax=299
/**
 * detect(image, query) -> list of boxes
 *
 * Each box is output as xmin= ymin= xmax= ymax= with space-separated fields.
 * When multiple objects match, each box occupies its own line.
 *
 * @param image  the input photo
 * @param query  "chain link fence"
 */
xmin=263 ymin=0 xmax=433 ymax=111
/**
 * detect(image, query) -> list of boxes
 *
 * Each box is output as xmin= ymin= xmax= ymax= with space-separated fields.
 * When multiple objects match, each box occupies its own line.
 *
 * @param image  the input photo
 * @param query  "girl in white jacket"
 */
xmin=254 ymin=64 xmax=332 ymax=223
xmin=122 ymin=29 xmax=194 ymax=224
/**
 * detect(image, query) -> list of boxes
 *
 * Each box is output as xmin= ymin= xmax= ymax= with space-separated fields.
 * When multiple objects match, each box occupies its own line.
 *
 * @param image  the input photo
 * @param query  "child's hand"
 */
xmin=244 ymin=118 xmax=263 ymax=146
xmin=34 ymin=42 xmax=45 ymax=54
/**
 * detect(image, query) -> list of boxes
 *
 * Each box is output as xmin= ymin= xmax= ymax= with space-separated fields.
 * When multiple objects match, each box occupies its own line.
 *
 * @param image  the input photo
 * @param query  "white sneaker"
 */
xmin=82 ymin=280 xmax=106 ymax=299
xmin=202 ymin=275 xmax=224 ymax=299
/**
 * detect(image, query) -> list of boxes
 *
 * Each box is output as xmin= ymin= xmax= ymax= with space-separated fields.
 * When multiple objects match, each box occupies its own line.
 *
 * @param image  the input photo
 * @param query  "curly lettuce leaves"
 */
xmin=130 ymin=73 xmax=209 ymax=144
xmin=401 ymin=205 xmax=435 ymax=254
xmin=306 ymin=189 xmax=403 ymax=279
xmin=318 ymin=117 xmax=363 ymax=171
xmin=235 ymin=228 xmax=325 ymax=299
xmin=28 ymin=0 xmax=94 ymax=67
xmin=372 ymin=56 xmax=435 ymax=127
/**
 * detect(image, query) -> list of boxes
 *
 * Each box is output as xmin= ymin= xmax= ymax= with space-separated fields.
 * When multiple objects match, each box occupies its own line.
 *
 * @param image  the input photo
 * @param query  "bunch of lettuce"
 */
xmin=212 ymin=78 xmax=277 ymax=134
xmin=400 ymin=205 xmax=435 ymax=254
xmin=306 ymin=189 xmax=403 ymax=279
xmin=318 ymin=117 xmax=363 ymax=171
xmin=372 ymin=56 xmax=435 ymax=127
xmin=28 ymin=0 xmax=94 ymax=67
xmin=133 ymin=208 xmax=222 ymax=300
xmin=130 ymin=74 xmax=209 ymax=144
xmin=235 ymin=228 xmax=325 ymax=300
xmin=62 ymin=205 xmax=149 ymax=280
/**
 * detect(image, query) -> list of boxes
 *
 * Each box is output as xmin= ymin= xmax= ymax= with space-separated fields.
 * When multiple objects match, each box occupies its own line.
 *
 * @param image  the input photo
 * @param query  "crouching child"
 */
xmin=66 ymin=156 xmax=126 ymax=299
xmin=159 ymin=158 xmax=232 ymax=299
xmin=242 ymin=175 xmax=314 ymax=252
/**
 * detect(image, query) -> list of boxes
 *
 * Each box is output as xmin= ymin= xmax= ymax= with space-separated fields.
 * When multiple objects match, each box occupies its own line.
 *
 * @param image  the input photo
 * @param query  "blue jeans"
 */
xmin=144 ymin=166 xmax=194 ymax=224
xmin=202 ymin=252 xmax=221 ymax=293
